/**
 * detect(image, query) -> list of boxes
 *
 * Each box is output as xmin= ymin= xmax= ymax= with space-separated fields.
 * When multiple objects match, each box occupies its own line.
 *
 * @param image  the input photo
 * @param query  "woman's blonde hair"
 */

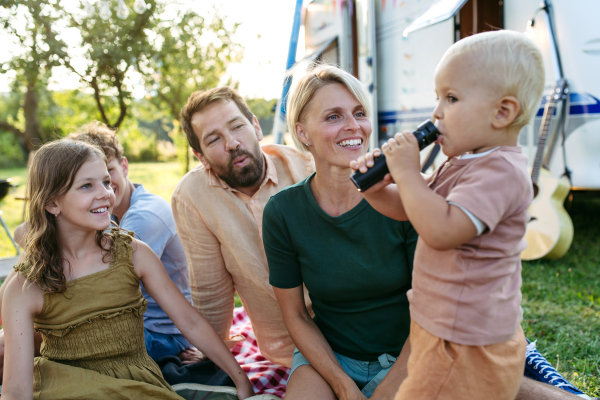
xmin=23 ymin=139 xmax=113 ymax=293
xmin=286 ymin=64 xmax=372 ymax=152
xmin=440 ymin=30 xmax=545 ymax=129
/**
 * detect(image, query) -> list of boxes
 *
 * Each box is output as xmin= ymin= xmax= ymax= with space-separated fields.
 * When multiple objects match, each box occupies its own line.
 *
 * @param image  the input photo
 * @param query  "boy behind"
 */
xmin=353 ymin=31 xmax=545 ymax=399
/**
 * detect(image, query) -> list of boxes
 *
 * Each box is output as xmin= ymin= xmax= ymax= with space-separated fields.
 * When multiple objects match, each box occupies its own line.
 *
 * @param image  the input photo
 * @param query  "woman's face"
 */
xmin=48 ymin=156 xmax=115 ymax=232
xmin=296 ymin=83 xmax=371 ymax=169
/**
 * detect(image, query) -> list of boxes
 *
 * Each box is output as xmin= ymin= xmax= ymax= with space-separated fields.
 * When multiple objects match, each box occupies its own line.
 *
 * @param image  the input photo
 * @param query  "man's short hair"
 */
xmin=441 ymin=30 xmax=545 ymax=130
xmin=181 ymin=86 xmax=255 ymax=154
xmin=67 ymin=121 xmax=124 ymax=161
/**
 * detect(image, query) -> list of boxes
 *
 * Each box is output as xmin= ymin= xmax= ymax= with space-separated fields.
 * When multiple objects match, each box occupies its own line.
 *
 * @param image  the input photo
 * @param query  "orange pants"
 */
xmin=395 ymin=321 xmax=526 ymax=400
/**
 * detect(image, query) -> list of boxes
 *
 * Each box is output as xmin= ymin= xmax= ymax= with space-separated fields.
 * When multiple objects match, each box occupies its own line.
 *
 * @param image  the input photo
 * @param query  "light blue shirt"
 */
xmin=114 ymin=184 xmax=192 ymax=335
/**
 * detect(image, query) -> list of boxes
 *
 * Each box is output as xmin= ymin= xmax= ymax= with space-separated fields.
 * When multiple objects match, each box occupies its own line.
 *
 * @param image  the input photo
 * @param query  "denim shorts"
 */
xmin=290 ymin=348 xmax=397 ymax=398
xmin=144 ymin=327 xmax=192 ymax=361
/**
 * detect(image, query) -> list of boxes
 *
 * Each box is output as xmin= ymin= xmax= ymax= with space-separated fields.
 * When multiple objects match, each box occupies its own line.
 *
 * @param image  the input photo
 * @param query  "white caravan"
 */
xmin=283 ymin=0 xmax=600 ymax=192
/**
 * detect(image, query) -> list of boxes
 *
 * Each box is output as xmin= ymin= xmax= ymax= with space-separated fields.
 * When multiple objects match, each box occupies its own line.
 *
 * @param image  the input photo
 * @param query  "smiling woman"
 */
xmin=262 ymin=65 xmax=417 ymax=400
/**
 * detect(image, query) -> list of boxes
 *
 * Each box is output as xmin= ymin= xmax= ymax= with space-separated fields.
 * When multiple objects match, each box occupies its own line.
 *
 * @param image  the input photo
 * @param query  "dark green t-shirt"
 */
xmin=264 ymin=173 xmax=417 ymax=361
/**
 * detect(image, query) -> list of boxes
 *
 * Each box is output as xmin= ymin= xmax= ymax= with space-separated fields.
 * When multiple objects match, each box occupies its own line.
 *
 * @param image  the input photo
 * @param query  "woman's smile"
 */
xmin=336 ymin=137 xmax=364 ymax=149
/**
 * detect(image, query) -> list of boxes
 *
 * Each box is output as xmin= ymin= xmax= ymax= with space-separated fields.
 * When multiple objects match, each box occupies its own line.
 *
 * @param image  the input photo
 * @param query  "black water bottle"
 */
xmin=350 ymin=120 xmax=440 ymax=192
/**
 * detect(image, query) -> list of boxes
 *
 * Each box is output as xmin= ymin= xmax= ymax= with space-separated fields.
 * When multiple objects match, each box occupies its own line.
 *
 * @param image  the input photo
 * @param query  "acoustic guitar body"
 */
xmin=521 ymin=169 xmax=574 ymax=261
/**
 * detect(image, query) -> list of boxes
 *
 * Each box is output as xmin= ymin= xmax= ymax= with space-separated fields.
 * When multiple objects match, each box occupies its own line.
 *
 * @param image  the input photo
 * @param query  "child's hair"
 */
xmin=67 ymin=121 xmax=124 ymax=162
xmin=439 ymin=30 xmax=545 ymax=130
xmin=287 ymin=63 xmax=372 ymax=153
xmin=23 ymin=139 xmax=112 ymax=293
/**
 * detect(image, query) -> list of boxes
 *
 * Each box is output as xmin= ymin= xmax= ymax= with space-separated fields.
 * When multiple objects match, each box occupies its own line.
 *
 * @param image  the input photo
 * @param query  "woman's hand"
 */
xmin=337 ymin=382 xmax=368 ymax=400
xmin=349 ymin=148 xmax=394 ymax=194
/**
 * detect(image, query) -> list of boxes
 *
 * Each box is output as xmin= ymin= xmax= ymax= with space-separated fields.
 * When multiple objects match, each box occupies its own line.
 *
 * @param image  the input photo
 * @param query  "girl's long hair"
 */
xmin=24 ymin=139 xmax=112 ymax=293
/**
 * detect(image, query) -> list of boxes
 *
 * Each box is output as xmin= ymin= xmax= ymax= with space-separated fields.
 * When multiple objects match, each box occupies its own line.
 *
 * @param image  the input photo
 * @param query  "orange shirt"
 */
xmin=171 ymin=144 xmax=314 ymax=367
xmin=410 ymin=146 xmax=532 ymax=346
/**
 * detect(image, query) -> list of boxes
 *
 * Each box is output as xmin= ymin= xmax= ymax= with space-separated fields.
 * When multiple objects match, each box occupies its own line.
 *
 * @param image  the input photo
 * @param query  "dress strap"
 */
xmin=106 ymin=226 xmax=135 ymax=265
xmin=13 ymin=262 xmax=37 ymax=283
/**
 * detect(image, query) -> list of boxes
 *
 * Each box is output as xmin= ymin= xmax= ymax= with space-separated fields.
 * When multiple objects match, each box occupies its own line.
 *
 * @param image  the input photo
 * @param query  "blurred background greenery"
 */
xmin=0 ymin=0 xmax=277 ymax=173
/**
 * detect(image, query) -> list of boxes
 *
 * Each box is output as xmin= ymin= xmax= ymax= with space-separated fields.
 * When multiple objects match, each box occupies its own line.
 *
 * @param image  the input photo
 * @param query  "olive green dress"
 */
xmin=14 ymin=229 xmax=183 ymax=399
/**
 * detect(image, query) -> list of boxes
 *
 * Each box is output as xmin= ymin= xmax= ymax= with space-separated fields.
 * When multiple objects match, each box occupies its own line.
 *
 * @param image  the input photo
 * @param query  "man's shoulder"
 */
xmin=262 ymin=144 xmax=313 ymax=166
xmin=172 ymin=163 xmax=210 ymax=201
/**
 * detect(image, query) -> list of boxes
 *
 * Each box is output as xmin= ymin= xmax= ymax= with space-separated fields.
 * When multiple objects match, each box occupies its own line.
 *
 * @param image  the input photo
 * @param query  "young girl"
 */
xmin=1 ymin=139 xmax=255 ymax=399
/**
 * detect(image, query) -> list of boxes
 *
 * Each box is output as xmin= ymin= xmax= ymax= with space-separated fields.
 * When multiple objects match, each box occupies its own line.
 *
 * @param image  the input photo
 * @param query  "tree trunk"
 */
xmin=0 ymin=77 xmax=44 ymax=157
xmin=22 ymin=78 xmax=45 ymax=152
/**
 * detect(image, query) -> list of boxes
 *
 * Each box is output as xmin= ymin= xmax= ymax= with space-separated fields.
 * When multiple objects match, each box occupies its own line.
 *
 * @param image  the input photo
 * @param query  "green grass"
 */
xmin=521 ymin=194 xmax=600 ymax=396
xmin=0 ymin=163 xmax=598 ymax=395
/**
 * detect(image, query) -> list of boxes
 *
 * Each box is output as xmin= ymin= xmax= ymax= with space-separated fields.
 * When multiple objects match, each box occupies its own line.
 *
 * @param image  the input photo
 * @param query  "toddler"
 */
xmin=352 ymin=30 xmax=545 ymax=399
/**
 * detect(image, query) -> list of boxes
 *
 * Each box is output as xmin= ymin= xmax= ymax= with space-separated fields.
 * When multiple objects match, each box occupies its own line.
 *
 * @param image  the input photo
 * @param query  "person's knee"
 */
xmin=285 ymin=365 xmax=337 ymax=400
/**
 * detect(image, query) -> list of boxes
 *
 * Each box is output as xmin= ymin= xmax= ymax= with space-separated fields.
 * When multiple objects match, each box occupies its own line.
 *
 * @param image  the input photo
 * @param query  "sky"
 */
xmin=0 ymin=0 xmax=307 ymax=100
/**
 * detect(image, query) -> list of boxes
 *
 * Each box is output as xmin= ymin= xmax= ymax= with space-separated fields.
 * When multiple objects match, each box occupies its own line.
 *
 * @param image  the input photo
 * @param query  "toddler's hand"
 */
xmin=383 ymin=131 xmax=421 ymax=181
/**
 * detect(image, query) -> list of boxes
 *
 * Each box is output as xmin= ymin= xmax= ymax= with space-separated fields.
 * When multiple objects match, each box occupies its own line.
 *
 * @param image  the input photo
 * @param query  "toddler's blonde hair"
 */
xmin=440 ymin=30 xmax=545 ymax=130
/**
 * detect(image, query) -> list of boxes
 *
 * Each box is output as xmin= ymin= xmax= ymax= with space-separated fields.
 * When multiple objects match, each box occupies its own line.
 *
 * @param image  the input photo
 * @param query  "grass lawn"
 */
xmin=0 ymin=162 xmax=598 ymax=395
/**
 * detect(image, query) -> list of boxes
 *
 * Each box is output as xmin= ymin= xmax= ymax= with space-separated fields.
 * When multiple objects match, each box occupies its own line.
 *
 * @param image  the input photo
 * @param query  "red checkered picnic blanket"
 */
xmin=230 ymin=307 xmax=290 ymax=398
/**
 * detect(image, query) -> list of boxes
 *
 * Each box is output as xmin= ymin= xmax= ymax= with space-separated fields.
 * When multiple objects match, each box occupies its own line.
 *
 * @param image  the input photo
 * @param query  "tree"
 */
xmin=0 ymin=0 xmax=68 ymax=154
xmin=138 ymin=6 xmax=243 ymax=171
xmin=0 ymin=0 xmax=242 ymax=162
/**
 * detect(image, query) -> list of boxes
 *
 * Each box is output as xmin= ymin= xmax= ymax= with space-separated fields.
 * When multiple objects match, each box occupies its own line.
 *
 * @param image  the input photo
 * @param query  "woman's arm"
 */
xmin=132 ymin=240 xmax=254 ymax=400
xmin=350 ymin=149 xmax=409 ymax=221
xmin=273 ymin=286 xmax=366 ymax=400
xmin=369 ymin=337 xmax=411 ymax=399
xmin=2 ymin=274 xmax=43 ymax=400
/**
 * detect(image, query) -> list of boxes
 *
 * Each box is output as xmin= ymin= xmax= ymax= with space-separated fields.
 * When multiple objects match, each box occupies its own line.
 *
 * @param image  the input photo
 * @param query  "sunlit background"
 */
xmin=0 ymin=0 xmax=306 ymax=100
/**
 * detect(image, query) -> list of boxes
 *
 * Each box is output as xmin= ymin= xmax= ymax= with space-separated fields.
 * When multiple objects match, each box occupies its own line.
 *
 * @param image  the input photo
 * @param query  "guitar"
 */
xmin=521 ymin=79 xmax=574 ymax=261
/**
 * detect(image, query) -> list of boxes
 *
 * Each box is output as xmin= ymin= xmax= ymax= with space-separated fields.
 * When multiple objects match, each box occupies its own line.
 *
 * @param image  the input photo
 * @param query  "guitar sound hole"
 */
xmin=532 ymin=182 xmax=539 ymax=199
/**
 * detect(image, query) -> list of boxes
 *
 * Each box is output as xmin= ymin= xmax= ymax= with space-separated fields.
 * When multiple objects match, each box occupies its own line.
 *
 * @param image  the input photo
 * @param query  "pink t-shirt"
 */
xmin=408 ymin=146 xmax=533 ymax=346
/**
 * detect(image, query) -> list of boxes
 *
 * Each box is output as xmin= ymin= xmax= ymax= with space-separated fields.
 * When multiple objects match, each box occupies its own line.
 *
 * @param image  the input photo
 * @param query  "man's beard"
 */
xmin=215 ymin=145 xmax=264 ymax=189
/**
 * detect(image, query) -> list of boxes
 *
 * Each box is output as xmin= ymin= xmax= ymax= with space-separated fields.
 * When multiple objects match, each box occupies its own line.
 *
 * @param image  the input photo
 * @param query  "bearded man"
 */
xmin=172 ymin=86 xmax=314 ymax=367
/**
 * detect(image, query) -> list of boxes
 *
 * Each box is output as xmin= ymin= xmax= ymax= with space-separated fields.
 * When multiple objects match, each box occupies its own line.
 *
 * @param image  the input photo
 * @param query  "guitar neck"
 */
xmin=532 ymin=79 xmax=568 ymax=185
xmin=531 ymin=102 xmax=556 ymax=184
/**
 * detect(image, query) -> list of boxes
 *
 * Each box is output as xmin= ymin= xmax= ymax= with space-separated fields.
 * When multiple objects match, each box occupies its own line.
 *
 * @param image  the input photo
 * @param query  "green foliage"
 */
xmin=136 ymin=6 xmax=243 ymax=173
xmin=0 ymin=133 xmax=24 ymax=168
xmin=141 ymin=6 xmax=243 ymax=121
xmin=246 ymin=98 xmax=277 ymax=136
xmin=0 ymin=0 xmax=242 ymax=166
xmin=168 ymin=120 xmax=191 ymax=174
xmin=0 ymin=93 xmax=26 ymax=167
